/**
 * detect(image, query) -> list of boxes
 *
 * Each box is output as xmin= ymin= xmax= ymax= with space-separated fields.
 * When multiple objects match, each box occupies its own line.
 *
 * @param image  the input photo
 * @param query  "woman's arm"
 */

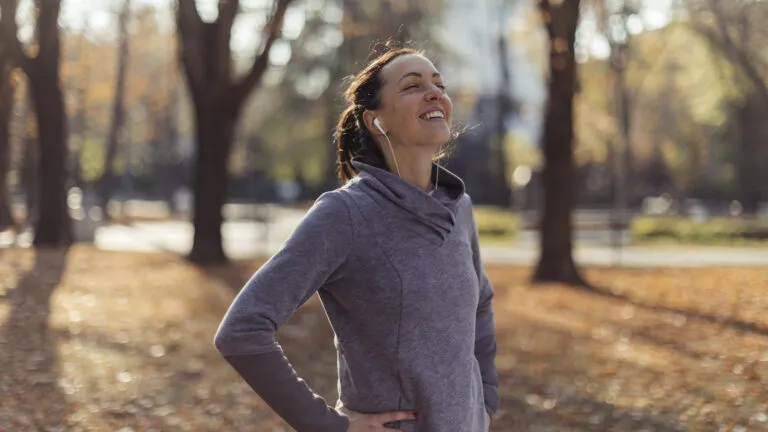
xmin=213 ymin=192 xmax=352 ymax=432
xmin=468 ymin=200 xmax=500 ymax=418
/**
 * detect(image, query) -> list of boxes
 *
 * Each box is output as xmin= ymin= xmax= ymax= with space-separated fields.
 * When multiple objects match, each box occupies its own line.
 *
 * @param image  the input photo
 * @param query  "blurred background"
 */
xmin=0 ymin=0 xmax=766 ymax=254
xmin=1 ymin=0 xmax=767 ymax=431
xmin=0 ymin=0 xmax=766 ymax=260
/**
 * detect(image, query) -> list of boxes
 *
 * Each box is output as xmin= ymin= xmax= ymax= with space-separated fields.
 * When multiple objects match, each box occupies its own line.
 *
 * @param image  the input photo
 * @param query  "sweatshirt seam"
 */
xmin=333 ymin=190 xmax=355 ymax=273
xmin=346 ymin=190 xmax=408 ymax=411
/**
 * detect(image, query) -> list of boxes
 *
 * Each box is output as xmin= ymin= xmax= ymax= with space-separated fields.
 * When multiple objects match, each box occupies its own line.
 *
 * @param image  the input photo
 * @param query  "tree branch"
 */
xmin=229 ymin=0 xmax=293 ymax=108
xmin=213 ymin=0 xmax=239 ymax=86
xmin=176 ymin=0 xmax=205 ymax=92
xmin=0 ymin=0 xmax=32 ymax=72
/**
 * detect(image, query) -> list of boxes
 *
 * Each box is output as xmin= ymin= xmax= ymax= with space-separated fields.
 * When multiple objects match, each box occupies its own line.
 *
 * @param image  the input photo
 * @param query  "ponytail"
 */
xmin=333 ymin=105 xmax=388 ymax=184
xmin=335 ymin=106 xmax=360 ymax=183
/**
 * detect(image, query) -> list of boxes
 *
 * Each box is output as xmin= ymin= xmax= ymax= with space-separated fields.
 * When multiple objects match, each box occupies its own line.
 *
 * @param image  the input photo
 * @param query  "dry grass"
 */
xmin=0 ymin=246 xmax=767 ymax=431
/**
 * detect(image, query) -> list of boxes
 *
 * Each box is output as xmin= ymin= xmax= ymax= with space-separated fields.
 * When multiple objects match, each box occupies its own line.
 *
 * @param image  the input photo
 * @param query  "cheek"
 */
xmin=395 ymin=98 xmax=419 ymax=123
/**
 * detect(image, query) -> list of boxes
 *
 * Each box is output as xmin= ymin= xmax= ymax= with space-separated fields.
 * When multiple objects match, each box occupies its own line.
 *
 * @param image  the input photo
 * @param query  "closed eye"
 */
xmin=402 ymin=82 xmax=447 ymax=92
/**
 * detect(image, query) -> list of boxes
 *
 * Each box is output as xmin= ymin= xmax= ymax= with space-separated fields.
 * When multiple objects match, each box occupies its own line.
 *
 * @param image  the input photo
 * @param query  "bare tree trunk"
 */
xmin=71 ymin=60 xmax=88 ymax=188
xmin=188 ymin=104 xmax=236 ymax=263
xmin=0 ymin=58 xmax=15 ymax=230
xmin=494 ymin=20 xmax=513 ymax=207
xmin=20 ymin=96 xmax=38 ymax=228
xmin=533 ymin=0 xmax=588 ymax=286
xmin=736 ymin=99 xmax=761 ymax=214
xmin=1 ymin=0 xmax=71 ymax=246
xmin=609 ymin=27 xmax=632 ymax=255
xmin=27 ymin=65 xmax=70 ymax=246
xmin=98 ymin=0 xmax=131 ymax=218
xmin=177 ymin=0 xmax=292 ymax=264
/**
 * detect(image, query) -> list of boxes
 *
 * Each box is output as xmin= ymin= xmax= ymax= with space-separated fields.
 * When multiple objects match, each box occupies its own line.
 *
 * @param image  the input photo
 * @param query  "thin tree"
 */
xmin=0 ymin=0 xmax=71 ymax=246
xmin=493 ymin=7 xmax=514 ymax=207
xmin=70 ymin=19 xmax=92 ymax=189
xmin=532 ymin=0 xmax=588 ymax=286
xmin=176 ymin=0 xmax=293 ymax=264
xmin=596 ymin=0 xmax=637 ymax=257
xmin=97 ymin=0 xmax=132 ymax=219
xmin=0 ymin=38 xmax=16 ymax=230
xmin=18 ymin=84 xmax=38 ymax=230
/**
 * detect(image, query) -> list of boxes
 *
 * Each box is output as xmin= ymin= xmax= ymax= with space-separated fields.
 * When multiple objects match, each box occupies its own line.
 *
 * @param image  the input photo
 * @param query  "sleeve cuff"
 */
xmin=483 ymin=383 xmax=499 ymax=415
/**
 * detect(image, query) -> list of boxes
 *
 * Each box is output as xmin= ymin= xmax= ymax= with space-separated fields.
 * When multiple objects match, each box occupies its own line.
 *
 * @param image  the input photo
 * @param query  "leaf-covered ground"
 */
xmin=0 ymin=246 xmax=766 ymax=431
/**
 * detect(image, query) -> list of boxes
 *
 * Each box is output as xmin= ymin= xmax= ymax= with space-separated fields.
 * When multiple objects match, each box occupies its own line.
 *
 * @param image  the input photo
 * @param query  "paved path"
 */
xmin=86 ymin=210 xmax=768 ymax=267
xmin=480 ymin=244 xmax=768 ymax=267
xmin=3 ymin=203 xmax=765 ymax=267
xmin=93 ymin=206 xmax=306 ymax=259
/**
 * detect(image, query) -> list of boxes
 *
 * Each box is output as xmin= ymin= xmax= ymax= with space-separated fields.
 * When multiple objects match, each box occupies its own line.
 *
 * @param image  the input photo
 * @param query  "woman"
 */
xmin=214 ymin=47 xmax=499 ymax=432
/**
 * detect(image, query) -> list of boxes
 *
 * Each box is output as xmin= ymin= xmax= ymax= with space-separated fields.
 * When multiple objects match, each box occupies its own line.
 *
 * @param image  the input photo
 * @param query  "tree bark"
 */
xmin=532 ymin=0 xmax=588 ymax=286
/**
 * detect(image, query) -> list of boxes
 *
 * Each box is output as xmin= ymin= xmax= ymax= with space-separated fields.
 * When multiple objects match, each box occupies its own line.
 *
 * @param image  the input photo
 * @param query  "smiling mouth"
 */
xmin=419 ymin=110 xmax=445 ymax=120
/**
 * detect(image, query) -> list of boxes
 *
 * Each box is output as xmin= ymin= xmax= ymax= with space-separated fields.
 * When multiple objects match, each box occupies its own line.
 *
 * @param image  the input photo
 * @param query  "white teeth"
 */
xmin=421 ymin=111 xmax=444 ymax=120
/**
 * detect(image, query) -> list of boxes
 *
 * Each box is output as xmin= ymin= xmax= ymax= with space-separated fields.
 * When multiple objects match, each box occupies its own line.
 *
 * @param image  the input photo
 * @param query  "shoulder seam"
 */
xmin=330 ymin=189 xmax=355 ymax=269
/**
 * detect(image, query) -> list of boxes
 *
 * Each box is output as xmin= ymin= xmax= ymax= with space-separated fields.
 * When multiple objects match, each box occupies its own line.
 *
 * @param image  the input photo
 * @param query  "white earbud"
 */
xmin=371 ymin=117 xmax=438 ymax=193
xmin=373 ymin=117 xmax=401 ymax=178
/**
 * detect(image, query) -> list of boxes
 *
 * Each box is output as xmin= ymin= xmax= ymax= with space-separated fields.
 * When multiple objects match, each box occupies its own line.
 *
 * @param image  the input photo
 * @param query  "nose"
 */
xmin=424 ymin=83 xmax=443 ymax=101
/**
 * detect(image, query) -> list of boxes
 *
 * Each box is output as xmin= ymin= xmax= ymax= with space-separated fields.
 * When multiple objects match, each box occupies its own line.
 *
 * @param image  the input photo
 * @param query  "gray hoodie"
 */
xmin=213 ymin=158 xmax=499 ymax=432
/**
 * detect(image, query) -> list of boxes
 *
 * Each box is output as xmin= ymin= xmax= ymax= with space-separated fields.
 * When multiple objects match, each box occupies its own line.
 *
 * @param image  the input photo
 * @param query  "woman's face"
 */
xmin=372 ymin=54 xmax=453 ymax=151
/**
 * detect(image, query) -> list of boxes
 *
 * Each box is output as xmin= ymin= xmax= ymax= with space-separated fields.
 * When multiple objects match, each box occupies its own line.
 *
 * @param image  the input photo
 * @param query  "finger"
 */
xmin=372 ymin=411 xmax=417 ymax=424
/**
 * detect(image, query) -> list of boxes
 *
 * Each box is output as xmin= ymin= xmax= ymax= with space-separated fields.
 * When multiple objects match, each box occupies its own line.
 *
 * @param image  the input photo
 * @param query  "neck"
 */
xmin=382 ymin=142 xmax=436 ymax=192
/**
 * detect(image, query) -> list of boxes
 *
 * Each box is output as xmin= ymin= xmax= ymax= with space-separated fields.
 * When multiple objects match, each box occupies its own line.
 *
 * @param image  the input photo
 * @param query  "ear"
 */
xmin=363 ymin=110 xmax=385 ymax=135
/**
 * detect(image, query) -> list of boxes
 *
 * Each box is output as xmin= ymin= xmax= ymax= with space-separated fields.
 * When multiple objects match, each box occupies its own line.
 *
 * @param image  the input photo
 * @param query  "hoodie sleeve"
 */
xmin=467 ymin=198 xmax=500 ymax=417
xmin=213 ymin=191 xmax=351 ymax=432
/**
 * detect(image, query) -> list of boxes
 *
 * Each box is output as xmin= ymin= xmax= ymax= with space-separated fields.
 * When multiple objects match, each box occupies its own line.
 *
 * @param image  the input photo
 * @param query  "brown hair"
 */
xmin=334 ymin=47 xmax=420 ymax=183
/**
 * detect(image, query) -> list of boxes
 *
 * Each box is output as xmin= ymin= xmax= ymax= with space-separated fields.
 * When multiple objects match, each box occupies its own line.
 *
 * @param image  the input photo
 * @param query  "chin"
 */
xmin=419 ymin=130 xmax=452 ymax=150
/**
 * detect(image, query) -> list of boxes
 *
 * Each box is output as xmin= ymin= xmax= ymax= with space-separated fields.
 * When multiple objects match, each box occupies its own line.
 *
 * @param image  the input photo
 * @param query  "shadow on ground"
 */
xmin=0 ymin=248 xmax=71 ymax=430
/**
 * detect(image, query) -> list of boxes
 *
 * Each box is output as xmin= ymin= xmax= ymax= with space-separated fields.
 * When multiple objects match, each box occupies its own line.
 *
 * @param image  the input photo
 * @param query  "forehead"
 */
xmin=380 ymin=54 xmax=440 ymax=84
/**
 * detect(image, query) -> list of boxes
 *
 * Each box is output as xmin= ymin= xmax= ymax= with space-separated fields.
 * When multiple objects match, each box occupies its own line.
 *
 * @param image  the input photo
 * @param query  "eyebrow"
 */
xmin=398 ymin=71 xmax=442 ymax=83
